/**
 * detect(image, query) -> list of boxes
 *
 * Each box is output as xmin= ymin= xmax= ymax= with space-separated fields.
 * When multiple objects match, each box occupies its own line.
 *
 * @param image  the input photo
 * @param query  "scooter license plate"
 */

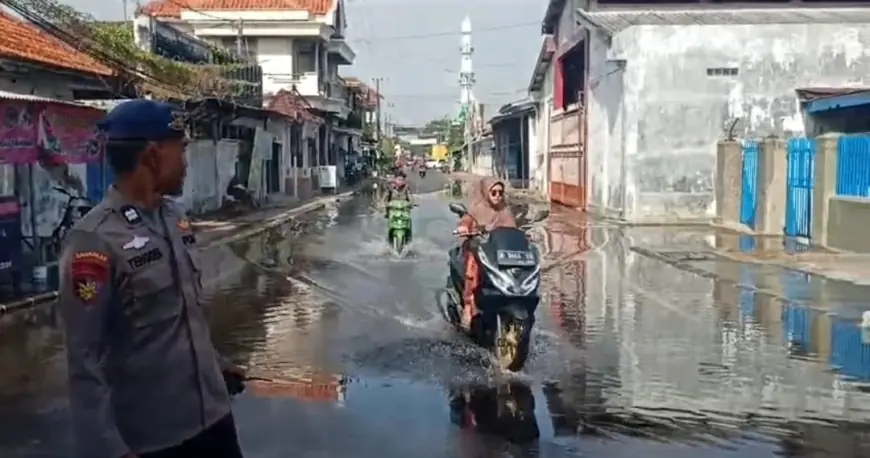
xmin=496 ymin=250 xmax=535 ymax=266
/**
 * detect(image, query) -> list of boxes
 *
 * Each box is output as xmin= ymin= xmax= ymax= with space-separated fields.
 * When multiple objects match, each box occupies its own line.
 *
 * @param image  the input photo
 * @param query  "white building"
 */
xmin=529 ymin=0 xmax=870 ymax=221
xmin=138 ymin=0 xmax=357 ymax=188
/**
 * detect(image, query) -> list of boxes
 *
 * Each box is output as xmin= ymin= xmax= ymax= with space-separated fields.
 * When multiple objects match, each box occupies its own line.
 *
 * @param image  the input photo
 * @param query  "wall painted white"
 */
xmin=258 ymin=37 xmax=296 ymax=96
xmin=587 ymin=21 xmax=870 ymax=221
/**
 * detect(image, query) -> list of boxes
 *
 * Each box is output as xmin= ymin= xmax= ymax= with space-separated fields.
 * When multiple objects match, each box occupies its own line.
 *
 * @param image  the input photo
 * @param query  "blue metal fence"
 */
xmin=740 ymin=140 xmax=759 ymax=228
xmin=836 ymin=135 xmax=870 ymax=197
xmin=785 ymin=138 xmax=815 ymax=238
xmin=831 ymin=317 xmax=870 ymax=381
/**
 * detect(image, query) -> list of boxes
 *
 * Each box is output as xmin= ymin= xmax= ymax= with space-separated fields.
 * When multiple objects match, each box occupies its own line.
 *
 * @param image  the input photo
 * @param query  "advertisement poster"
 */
xmin=0 ymin=196 xmax=22 ymax=273
xmin=0 ymin=101 xmax=103 ymax=164
xmin=38 ymin=105 xmax=104 ymax=164
xmin=0 ymin=101 xmax=37 ymax=163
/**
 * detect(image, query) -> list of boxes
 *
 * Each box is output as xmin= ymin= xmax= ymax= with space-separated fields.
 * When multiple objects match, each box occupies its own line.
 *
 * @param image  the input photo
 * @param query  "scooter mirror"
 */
xmin=448 ymin=202 xmax=467 ymax=216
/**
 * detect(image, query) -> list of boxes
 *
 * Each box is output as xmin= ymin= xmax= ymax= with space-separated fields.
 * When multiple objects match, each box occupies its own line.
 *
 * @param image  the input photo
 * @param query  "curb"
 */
xmin=199 ymin=188 xmax=359 ymax=250
xmin=0 ymin=188 xmax=361 ymax=316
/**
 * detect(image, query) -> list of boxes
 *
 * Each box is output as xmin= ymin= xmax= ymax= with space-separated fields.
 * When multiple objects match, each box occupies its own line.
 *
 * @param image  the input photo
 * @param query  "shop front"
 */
xmin=0 ymin=96 xmax=104 ymax=288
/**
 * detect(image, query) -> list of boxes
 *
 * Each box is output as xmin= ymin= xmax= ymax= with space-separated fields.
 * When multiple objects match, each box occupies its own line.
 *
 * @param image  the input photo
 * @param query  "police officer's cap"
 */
xmin=98 ymin=100 xmax=187 ymax=142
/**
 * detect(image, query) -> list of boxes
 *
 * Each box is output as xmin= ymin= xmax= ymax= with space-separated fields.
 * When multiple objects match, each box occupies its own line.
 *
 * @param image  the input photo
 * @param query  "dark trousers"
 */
xmin=141 ymin=414 xmax=244 ymax=458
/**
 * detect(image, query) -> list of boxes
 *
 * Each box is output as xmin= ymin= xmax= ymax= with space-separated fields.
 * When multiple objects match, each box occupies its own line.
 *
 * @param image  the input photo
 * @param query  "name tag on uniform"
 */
xmin=127 ymin=248 xmax=163 ymax=269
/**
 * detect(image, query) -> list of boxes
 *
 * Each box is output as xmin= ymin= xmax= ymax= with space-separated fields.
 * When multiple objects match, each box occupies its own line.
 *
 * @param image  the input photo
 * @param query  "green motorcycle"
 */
xmin=387 ymin=199 xmax=413 ymax=253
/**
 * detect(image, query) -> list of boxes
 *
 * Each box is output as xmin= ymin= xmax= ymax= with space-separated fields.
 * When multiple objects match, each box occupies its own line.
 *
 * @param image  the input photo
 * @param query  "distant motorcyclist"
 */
xmin=455 ymin=177 xmax=516 ymax=330
xmin=384 ymin=171 xmax=411 ymax=217
xmin=414 ymin=157 xmax=426 ymax=177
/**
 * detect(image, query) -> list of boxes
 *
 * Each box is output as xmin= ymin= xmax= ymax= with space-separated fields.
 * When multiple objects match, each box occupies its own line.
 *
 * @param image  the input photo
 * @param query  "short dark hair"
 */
xmin=106 ymin=140 xmax=148 ymax=175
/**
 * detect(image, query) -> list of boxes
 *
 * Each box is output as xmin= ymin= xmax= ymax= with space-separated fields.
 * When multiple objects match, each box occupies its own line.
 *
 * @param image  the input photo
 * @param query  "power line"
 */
xmin=354 ymin=21 xmax=537 ymax=43
xmin=383 ymin=89 xmax=526 ymax=99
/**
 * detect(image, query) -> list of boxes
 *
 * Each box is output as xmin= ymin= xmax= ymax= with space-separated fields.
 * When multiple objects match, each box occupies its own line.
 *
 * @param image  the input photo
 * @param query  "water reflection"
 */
xmin=448 ymin=381 xmax=540 ymax=445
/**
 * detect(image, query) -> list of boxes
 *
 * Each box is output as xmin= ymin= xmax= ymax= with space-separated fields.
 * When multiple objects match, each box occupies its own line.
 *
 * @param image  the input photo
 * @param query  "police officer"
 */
xmin=58 ymin=100 xmax=246 ymax=458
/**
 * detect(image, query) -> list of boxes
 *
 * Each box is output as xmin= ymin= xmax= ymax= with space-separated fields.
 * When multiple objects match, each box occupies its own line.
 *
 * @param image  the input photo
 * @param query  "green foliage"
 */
xmin=380 ymin=137 xmax=396 ymax=158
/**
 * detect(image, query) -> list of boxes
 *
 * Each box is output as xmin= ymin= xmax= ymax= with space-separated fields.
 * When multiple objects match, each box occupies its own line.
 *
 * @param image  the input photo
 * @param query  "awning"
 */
xmin=577 ymin=7 xmax=870 ymax=36
xmin=0 ymin=90 xmax=100 ymax=109
xmin=796 ymin=87 xmax=870 ymax=113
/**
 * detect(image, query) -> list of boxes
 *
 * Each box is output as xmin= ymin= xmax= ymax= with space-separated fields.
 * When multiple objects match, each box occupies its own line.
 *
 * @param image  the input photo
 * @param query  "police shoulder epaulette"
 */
xmin=73 ymin=203 xmax=113 ymax=232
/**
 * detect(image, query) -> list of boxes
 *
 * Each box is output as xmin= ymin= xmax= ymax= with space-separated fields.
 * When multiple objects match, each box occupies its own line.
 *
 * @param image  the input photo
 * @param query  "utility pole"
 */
xmin=373 ymin=77 xmax=383 ymax=147
xmin=236 ymin=19 xmax=244 ymax=55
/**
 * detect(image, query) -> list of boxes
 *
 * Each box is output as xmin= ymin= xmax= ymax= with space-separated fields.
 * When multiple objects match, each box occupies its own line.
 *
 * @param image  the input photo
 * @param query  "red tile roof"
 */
xmin=266 ymin=88 xmax=323 ymax=124
xmin=0 ymin=12 xmax=112 ymax=76
xmin=140 ymin=0 xmax=334 ymax=18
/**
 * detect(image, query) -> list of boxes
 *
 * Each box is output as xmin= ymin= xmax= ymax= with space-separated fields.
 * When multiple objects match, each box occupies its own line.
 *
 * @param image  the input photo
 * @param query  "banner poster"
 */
xmin=0 ymin=100 xmax=104 ymax=164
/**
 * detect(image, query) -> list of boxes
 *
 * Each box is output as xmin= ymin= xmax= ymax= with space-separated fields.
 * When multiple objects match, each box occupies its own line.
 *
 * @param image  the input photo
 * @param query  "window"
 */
xmin=294 ymin=40 xmax=317 ymax=74
xmin=555 ymin=43 xmax=585 ymax=109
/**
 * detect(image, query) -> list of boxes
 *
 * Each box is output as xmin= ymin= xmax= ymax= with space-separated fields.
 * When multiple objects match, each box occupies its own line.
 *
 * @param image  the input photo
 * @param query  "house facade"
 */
xmin=138 ymin=0 xmax=356 ymax=190
xmin=530 ymin=0 xmax=870 ymax=221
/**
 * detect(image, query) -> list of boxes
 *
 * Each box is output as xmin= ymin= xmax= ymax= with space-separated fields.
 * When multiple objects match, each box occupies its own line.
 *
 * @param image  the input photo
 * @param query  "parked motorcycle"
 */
xmin=344 ymin=162 xmax=360 ymax=186
xmin=226 ymin=179 xmax=259 ymax=209
xmin=438 ymin=202 xmax=540 ymax=371
xmin=386 ymin=199 xmax=413 ymax=254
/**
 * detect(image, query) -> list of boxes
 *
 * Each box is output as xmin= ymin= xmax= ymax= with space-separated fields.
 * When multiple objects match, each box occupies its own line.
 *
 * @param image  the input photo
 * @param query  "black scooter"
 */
xmin=438 ymin=202 xmax=540 ymax=371
xmin=419 ymin=168 xmax=426 ymax=178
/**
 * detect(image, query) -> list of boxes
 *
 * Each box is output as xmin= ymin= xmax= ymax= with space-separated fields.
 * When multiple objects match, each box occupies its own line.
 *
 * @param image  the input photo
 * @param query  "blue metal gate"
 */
xmin=785 ymin=138 xmax=815 ymax=238
xmin=837 ymin=135 xmax=870 ymax=197
xmin=85 ymin=160 xmax=115 ymax=204
xmin=740 ymin=140 xmax=759 ymax=228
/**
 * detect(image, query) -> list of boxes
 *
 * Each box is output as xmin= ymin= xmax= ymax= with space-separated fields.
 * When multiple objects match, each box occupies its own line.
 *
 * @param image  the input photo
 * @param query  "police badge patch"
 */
xmin=120 ymin=205 xmax=142 ymax=224
xmin=70 ymin=251 xmax=109 ymax=305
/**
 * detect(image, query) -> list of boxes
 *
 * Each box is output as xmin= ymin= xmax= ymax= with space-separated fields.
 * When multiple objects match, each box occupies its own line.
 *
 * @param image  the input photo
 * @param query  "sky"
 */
xmin=64 ymin=0 xmax=545 ymax=126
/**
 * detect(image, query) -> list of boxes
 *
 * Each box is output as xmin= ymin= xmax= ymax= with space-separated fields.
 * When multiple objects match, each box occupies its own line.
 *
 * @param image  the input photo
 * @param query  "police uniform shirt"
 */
xmin=58 ymin=186 xmax=231 ymax=458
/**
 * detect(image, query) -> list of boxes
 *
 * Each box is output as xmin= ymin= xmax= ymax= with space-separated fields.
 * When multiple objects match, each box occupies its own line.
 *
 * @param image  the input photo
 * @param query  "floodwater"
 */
xmin=1 ymin=172 xmax=870 ymax=457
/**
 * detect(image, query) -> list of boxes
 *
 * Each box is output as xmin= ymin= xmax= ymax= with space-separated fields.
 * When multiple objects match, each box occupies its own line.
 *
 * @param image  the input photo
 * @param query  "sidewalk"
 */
xmin=0 ymin=181 xmax=369 ymax=314
xmin=699 ymin=230 xmax=870 ymax=286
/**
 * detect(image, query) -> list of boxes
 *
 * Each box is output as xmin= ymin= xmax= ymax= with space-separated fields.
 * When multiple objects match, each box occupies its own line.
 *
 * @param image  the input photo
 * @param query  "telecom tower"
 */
xmin=459 ymin=15 xmax=475 ymax=107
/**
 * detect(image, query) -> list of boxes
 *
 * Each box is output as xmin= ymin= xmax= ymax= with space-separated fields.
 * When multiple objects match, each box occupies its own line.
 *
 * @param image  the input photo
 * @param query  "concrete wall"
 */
xmin=175 ymin=139 xmax=239 ymax=215
xmin=588 ymin=21 xmax=870 ymax=222
xmin=469 ymin=137 xmax=495 ymax=178
xmin=825 ymin=197 xmax=870 ymax=253
xmin=257 ymin=37 xmax=296 ymax=96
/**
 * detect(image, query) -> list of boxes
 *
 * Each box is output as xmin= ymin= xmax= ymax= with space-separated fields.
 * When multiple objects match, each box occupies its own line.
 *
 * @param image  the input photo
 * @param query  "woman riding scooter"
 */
xmin=455 ymin=177 xmax=516 ymax=330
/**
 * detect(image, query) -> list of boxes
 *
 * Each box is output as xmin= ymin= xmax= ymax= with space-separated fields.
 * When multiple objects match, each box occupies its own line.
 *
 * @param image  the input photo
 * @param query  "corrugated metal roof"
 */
xmin=577 ymin=7 xmax=870 ymax=35
xmin=0 ymin=90 xmax=101 ymax=109
xmin=76 ymin=99 xmax=132 ymax=111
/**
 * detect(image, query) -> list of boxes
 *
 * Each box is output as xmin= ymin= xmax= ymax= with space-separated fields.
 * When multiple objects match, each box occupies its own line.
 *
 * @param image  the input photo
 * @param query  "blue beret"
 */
xmin=99 ymin=100 xmax=187 ymax=141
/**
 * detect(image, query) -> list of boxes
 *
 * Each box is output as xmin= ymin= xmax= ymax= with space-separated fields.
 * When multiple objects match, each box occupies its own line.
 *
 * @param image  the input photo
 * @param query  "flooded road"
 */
xmin=2 ymin=172 xmax=870 ymax=457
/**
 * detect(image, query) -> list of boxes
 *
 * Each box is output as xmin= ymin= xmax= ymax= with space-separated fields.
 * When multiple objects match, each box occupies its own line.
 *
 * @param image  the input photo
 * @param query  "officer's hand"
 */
xmin=222 ymin=362 xmax=247 ymax=379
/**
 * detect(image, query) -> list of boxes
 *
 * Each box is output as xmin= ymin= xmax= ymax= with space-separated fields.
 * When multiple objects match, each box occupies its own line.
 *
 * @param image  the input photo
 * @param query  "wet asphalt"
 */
xmin=1 ymin=171 xmax=870 ymax=457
